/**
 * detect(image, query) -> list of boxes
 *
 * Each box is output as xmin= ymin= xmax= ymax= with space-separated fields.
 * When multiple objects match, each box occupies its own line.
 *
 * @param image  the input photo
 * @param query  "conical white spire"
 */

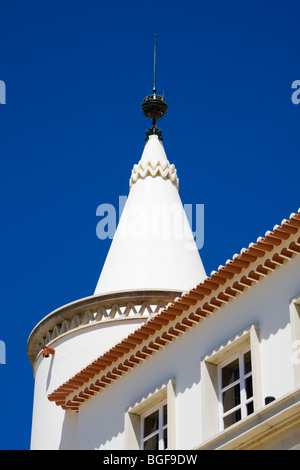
xmin=94 ymin=135 xmax=206 ymax=295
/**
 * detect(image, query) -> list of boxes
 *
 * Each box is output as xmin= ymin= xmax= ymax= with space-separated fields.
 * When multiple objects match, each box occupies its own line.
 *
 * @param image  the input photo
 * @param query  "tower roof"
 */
xmin=129 ymin=133 xmax=178 ymax=189
xmin=94 ymin=35 xmax=206 ymax=296
xmin=94 ymin=135 xmax=206 ymax=295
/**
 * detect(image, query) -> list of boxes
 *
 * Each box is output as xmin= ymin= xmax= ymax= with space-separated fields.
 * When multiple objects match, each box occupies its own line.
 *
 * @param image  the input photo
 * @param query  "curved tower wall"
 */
xmin=28 ymin=136 xmax=206 ymax=449
xmin=30 ymin=307 xmax=157 ymax=448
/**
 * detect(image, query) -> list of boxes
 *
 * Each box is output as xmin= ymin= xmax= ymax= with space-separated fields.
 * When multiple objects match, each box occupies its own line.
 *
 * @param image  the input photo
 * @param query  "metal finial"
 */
xmin=141 ymin=34 xmax=168 ymax=141
xmin=153 ymin=33 xmax=157 ymax=94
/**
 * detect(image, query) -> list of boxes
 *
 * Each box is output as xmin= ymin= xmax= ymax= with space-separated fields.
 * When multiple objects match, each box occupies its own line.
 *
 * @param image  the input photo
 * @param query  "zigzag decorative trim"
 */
xmin=37 ymin=300 xmax=167 ymax=357
xmin=129 ymin=160 xmax=179 ymax=190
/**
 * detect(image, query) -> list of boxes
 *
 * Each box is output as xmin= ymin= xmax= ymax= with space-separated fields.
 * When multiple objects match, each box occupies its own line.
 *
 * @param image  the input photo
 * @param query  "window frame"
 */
xmin=125 ymin=378 xmax=176 ymax=450
xmin=140 ymin=399 xmax=168 ymax=450
xmin=201 ymin=323 xmax=263 ymax=441
xmin=217 ymin=346 xmax=254 ymax=431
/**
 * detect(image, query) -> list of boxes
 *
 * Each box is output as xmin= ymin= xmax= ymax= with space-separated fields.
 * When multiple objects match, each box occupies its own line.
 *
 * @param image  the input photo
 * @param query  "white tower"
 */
xmin=27 ymin=42 xmax=206 ymax=449
xmin=95 ymin=134 xmax=206 ymax=295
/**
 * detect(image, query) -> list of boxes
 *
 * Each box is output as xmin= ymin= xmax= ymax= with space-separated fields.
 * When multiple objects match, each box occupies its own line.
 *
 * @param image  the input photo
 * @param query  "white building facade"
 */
xmin=28 ymin=117 xmax=300 ymax=451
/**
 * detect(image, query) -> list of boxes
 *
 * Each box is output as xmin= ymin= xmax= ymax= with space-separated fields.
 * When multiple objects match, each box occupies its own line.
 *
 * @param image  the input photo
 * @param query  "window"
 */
xmin=201 ymin=324 xmax=262 ymax=441
xmin=125 ymin=379 xmax=175 ymax=450
xmin=140 ymin=401 xmax=168 ymax=450
xmin=218 ymin=347 xmax=254 ymax=430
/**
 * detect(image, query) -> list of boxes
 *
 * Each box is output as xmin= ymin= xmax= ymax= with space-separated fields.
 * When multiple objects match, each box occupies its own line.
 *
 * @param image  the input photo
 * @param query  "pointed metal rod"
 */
xmin=153 ymin=33 xmax=157 ymax=94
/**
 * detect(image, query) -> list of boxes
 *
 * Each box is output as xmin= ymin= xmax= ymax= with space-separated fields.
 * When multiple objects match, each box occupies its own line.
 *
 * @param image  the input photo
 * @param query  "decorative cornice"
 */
xmin=27 ymin=290 xmax=181 ymax=366
xmin=129 ymin=159 xmax=179 ymax=190
xmin=48 ymin=210 xmax=300 ymax=412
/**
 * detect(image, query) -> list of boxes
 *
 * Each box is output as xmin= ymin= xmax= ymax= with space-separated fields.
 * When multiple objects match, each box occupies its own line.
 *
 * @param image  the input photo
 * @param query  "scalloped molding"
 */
xmin=129 ymin=160 xmax=179 ymax=190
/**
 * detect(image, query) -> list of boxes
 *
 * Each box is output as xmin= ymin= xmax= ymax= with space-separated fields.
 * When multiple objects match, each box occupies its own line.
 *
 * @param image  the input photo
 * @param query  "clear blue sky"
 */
xmin=0 ymin=0 xmax=299 ymax=449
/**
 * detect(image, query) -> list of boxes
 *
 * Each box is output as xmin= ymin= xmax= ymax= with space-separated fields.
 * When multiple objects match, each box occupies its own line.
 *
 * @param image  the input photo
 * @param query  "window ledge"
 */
xmin=197 ymin=386 xmax=300 ymax=450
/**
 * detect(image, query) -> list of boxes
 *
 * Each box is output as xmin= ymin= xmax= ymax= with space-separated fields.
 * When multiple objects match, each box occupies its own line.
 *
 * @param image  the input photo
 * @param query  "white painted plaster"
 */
xmin=94 ymin=136 xmax=206 ymax=295
xmin=29 ymin=253 xmax=300 ymax=450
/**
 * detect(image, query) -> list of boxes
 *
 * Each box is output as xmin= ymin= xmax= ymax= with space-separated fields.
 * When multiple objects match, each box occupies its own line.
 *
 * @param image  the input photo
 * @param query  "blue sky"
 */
xmin=0 ymin=0 xmax=299 ymax=449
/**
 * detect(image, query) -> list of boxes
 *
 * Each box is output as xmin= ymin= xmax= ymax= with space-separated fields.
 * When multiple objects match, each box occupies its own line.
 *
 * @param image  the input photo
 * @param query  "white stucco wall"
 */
xmin=30 ymin=317 xmax=147 ymax=449
xmin=74 ymin=253 xmax=300 ymax=450
xmin=31 ymin=252 xmax=300 ymax=449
